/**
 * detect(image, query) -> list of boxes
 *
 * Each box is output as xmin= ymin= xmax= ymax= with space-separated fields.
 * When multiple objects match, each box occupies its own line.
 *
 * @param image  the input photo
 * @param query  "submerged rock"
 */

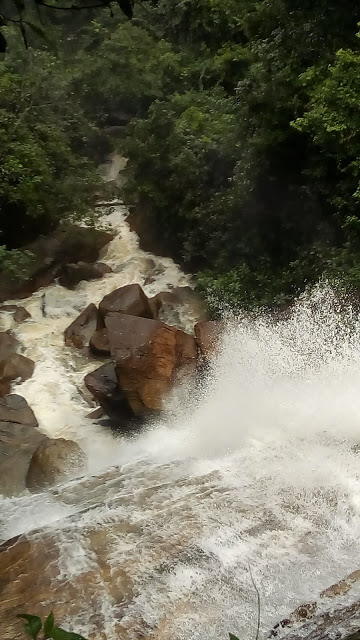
xmin=268 ymin=568 xmax=360 ymax=640
xmin=0 ymin=305 xmax=31 ymax=323
xmin=59 ymin=261 xmax=112 ymax=289
xmin=26 ymin=438 xmax=86 ymax=492
xmin=105 ymin=313 xmax=197 ymax=414
xmin=98 ymin=283 xmax=153 ymax=323
xmin=64 ymin=303 xmax=98 ymax=350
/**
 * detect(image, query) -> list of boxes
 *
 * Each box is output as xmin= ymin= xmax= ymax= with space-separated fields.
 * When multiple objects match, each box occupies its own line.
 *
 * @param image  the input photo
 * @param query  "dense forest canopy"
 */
xmin=1 ymin=0 xmax=360 ymax=308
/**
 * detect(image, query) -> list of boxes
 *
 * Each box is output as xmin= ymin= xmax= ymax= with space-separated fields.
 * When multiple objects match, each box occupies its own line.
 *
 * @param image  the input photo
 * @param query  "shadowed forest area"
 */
xmin=1 ymin=0 xmax=360 ymax=309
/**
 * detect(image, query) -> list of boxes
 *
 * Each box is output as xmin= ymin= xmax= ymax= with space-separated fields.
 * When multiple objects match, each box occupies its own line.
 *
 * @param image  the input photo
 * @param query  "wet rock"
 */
xmin=0 ymin=354 xmax=35 ymax=396
xmin=84 ymin=362 xmax=133 ymax=423
xmin=86 ymin=406 xmax=104 ymax=420
xmin=268 ymin=567 xmax=360 ymax=640
xmin=26 ymin=438 xmax=86 ymax=492
xmin=195 ymin=321 xmax=223 ymax=361
xmin=99 ymin=283 xmax=153 ymax=323
xmin=59 ymin=261 xmax=112 ymax=289
xmin=89 ymin=328 xmax=110 ymax=356
xmin=0 ymin=395 xmax=45 ymax=496
xmin=105 ymin=313 xmax=197 ymax=414
xmin=0 ymin=305 xmax=31 ymax=323
xmin=0 ymin=225 xmax=114 ymax=302
xmin=0 ymin=331 xmax=19 ymax=361
xmin=0 ymin=393 xmax=38 ymax=426
xmin=149 ymin=287 xmax=209 ymax=329
xmin=64 ymin=303 xmax=98 ymax=350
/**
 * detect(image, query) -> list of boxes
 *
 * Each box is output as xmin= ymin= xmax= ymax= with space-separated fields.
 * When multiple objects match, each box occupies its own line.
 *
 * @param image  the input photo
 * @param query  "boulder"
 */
xmin=0 ymin=331 xmax=19 ymax=361
xmin=0 ymin=225 xmax=113 ymax=302
xmin=89 ymin=328 xmax=110 ymax=356
xmin=149 ymin=287 xmax=209 ymax=328
xmin=105 ymin=313 xmax=197 ymax=414
xmin=194 ymin=321 xmax=223 ymax=361
xmin=0 ymin=305 xmax=31 ymax=323
xmin=98 ymin=283 xmax=153 ymax=324
xmin=86 ymin=406 xmax=104 ymax=420
xmin=0 ymin=395 xmax=45 ymax=496
xmin=59 ymin=261 xmax=112 ymax=289
xmin=84 ymin=362 xmax=132 ymax=423
xmin=64 ymin=304 xmax=98 ymax=349
xmin=0 ymin=393 xmax=37 ymax=426
xmin=0 ymin=354 xmax=35 ymax=396
xmin=26 ymin=438 xmax=86 ymax=492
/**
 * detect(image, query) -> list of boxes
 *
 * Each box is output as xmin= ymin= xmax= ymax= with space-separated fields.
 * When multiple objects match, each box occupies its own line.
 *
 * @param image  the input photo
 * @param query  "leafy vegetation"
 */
xmin=18 ymin=612 xmax=87 ymax=640
xmin=2 ymin=0 xmax=360 ymax=306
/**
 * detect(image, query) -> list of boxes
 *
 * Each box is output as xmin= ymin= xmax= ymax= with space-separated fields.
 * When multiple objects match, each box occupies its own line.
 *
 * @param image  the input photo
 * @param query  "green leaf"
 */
xmin=117 ymin=0 xmax=133 ymax=19
xmin=0 ymin=30 xmax=6 ymax=53
xmin=229 ymin=634 xmax=241 ymax=640
xmin=44 ymin=612 xmax=55 ymax=637
xmin=49 ymin=626 xmax=88 ymax=640
xmin=17 ymin=615 xmax=42 ymax=640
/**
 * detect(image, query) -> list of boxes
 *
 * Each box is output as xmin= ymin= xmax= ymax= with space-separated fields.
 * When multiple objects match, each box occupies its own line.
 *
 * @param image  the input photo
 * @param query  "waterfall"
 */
xmin=2 ymin=204 xmax=360 ymax=640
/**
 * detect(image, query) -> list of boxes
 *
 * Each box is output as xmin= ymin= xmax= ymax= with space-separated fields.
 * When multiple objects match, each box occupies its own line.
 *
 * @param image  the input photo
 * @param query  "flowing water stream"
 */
xmin=1 ymin=200 xmax=360 ymax=640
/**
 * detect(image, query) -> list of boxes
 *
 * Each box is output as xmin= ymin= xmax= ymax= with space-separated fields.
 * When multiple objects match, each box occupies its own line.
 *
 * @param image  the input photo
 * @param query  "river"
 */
xmin=1 ymin=200 xmax=360 ymax=640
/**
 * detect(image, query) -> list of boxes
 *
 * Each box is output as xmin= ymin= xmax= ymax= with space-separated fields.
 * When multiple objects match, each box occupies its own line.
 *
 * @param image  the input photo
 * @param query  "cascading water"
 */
xmin=2 ymin=202 xmax=360 ymax=640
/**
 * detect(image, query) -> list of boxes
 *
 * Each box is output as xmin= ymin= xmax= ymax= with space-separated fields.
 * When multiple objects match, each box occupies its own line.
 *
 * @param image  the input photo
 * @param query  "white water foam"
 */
xmin=2 ymin=204 xmax=360 ymax=639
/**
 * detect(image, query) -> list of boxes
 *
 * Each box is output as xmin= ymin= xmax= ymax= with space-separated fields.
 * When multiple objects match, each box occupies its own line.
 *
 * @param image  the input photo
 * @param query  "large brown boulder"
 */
xmin=194 ymin=321 xmax=224 ymax=361
xmin=59 ymin=261 xmax=112 ymax=289
xmin=98 ymin=283 xmax=153 ymax=324
xmin=84 ymin=362 xmax=132 ymax=423
xmin=0 ymin=354 xmax=35 ymax=396
xmin=64 ymin=304 xmax=98 ymax=349
xmin=105 ymin=313 xmax=197 ymax=414
xmin=26 ymin=438 xmax=86 ymax=492
xmin=0 ymin=331 xmax=19 ymax=361
xmin=0 ymin=395 xmax=45 ymax=496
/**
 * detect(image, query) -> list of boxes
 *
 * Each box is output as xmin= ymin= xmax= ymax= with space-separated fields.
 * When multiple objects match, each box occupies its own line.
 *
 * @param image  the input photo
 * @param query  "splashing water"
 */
xmin=1 ymin=205 xmax=360 ymax=640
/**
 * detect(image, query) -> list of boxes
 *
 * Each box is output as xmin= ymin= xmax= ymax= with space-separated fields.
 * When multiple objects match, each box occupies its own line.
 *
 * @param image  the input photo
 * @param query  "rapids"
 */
xmin=1 ymin=200 xmax=360 ymax=640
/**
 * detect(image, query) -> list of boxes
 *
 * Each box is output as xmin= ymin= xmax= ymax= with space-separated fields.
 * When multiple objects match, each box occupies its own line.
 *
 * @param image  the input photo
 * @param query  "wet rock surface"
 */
xmin=0 ymin=225 xmax=113 ymax=302
xmin=0 ymin=331 xmax=19 ymax=361
xmin=0 ymin=395 xmax=45 ymax=496
xmin=89 ymin=328 xmax=110 ymax=356
xmin=84 ymin=362 xmax=133 ymax=424
xmin=99 ymin=283 xmax=153 ymax=322
xmin=26 ymin=438 xmax=86 ymax=491
xmin=195 ymin=320 xmax=223 ymax=361
xmin=0 ymin=305 xmax=31 ymax=323
xmin=106 ymin=313 xmax=197 ymax=414
xmin=59 ymin=261 xmax=112 ymax=289
xmin=0 ymin=354 xmax=35 ymax=393
xmin=64 ymin=303 xmax=98 ymax=350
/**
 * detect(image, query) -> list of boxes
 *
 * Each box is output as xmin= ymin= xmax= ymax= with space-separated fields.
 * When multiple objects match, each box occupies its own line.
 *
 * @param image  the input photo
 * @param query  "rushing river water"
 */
xmin=1 ymin=200 xmax=360 ymax=640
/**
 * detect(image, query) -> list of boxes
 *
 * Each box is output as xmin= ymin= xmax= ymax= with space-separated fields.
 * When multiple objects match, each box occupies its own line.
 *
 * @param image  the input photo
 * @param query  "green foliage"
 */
xmin=18 ymin=612 xmax=87 ymax=640
xmin=0 ymin=42 xmax=100 ymax=251
xmin=72 ymin=20 xmax=181 ymax=122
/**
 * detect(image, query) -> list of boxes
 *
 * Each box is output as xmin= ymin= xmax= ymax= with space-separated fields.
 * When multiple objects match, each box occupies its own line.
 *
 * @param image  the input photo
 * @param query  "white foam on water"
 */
xmin=2 ymin=202 xmax=360 ymax=639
